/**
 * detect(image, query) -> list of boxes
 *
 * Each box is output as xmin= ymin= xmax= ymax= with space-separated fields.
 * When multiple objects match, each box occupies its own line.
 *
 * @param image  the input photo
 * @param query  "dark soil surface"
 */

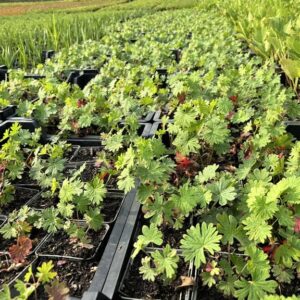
xmin=38 ymin=226 xmax=107 ymax=259
xmin=70 ymin=146 xmax=103 ymax=162
xmin=102 ymin=192 xmax=124 ymax=223
xmin=197 ymin=285 xmax=228 ymax=299
xmin=106 ymin=175 xmax=119 ymax=190
xmin=64 ymin=163 xmax=100 ymax=182
xmin=71 ymin=192 xmax=124 ymax=222
xmin=64 ymin=145 xmax=80 ymax=161
xmin=141 ymin=218 xmax=192 ymax=249
xmin=160 ymin=223 xmax=189 ymax=249
xmin=0 ymin=253 xmax=33 ymax=286
xmin=12 ymin=170 xmax=38 ymax=186
xmin=277 ymin=278 xmax=300 ymax=297
xmin=120 ymin=254 xmax=192 ymax=299
xmin=29 ymin=257 xmax=98 ymax=299
xmin=1 ymin=187 xmax=39 ymax=215
xmin=28 ymin=195 xmax=58 ymax=210
xmin=0 ymin=228 xmax=47 ymax=254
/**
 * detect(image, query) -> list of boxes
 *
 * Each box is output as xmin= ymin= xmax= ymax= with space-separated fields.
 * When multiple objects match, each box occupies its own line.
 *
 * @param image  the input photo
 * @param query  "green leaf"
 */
xmin=234 ymin=278 xmax=277 ymax=300
xmin=59 ymin=179 xmax=83 ymax=203
xmin=180 ymin=223 xmax=221 ymax=268
xmin=132 ymin=224 xmax=163 ymax=259
xmin=196 ymin=164 xmax=219 ymax=184
xmin=169 ymin=183 xmax=200 ymax=215
xmin=207 ymin=176 xmax=236 ymax=206
xmin=40 ymin=208 xmax=63 ymax=233
xmin=84 ymin=177 xmax=107 ymax=205
xmin=14 ymin=280 xmax=36 ymax=300
xmin=152 ymin=245 xmax=179 ymax=280
xmin=36 ymin=261 xmax=57 ymax=284
xmin=280 ymin=58 xmax=300 ymax=80
xmin=274 ymin=236 xmax=300 ymax=268
xmin=217 ymin=213 xmax=239 ymax=245
xmin=243 ymin=215 xmax=272 ymax=243
xmin=84 ymin=208 xmax=103 ymax=231
xmin=103 ymin=132 xmax=123 ymax=152
xmin=139 ymin=256 xmax=157 ymax=282
xmin=0 ymin=285 xmax=12 ymax=300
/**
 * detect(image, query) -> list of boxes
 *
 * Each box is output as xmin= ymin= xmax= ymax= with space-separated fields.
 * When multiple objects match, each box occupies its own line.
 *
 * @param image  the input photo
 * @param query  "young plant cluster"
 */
xmin=0 ymin=2 xmax=299 ymax=300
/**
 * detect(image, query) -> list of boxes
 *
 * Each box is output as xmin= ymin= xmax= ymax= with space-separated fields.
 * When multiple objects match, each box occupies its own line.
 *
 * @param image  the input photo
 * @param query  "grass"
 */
xmin=0 ymin=0 xmax=201 ymax=68
xmin=0 ymin=0 xmax=125 ymax=16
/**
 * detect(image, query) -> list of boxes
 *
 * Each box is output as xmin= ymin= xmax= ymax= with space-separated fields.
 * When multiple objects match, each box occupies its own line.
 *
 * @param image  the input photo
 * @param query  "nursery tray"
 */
xmin=149 ymin=121 xmax=172 ymax=147
xmin=0 ymin=118 xmax=39 ymax=141
xmin=118 ymin=250 xmax=197 ymax=300
xmin=35 ymin=222 xmax=110 ymax=261
xmin=0 ymin=215 xmax=7 ymax=227
xmin=0 ymin=105 xmax=16 ymax=121
xmin=81 ymin=186 xmax=140 ymax=300
xmin=44 ymin=122 xmax=152 ymax=146
xmin=0 ymin=255 xmax=38 ymax=297
xmin=41 ymin=50 xmax=55 ymax=63
xmin=153 ymin=110 xmax=174 ymax=122
xmin=285 ymin=121 xmax=300 ymax=140
xmin=0 ymin=66 xmax=8 ymax=82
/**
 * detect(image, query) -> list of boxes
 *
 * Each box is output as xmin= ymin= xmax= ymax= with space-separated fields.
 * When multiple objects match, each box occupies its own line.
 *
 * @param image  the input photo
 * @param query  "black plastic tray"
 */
xmin=149 ymin=122 xmax=172 ymax=147
xmin=44 ymin=123 xmax=152 ymax=146
xmin=0 ymin=65 xmax=8 ymax=81
xmin=118 ymin=249 xmax=198 ymax=300
xmin=82 ymin=186 xmax=141 ymax=300
xmin=0 ymin=118 xmax=39 ymax=141
xmin=41 ymin=50 xmax=55 ymax=63
xmin=0 ymin=105 xmax=16 ymax=121
xmin=285 ymin=121 xmax=300 ymax=140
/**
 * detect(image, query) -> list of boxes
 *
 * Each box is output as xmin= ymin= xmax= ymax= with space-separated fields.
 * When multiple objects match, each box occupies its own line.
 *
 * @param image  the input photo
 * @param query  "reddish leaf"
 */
xmin=226 ymin=111 xmax=235 ymax=121
xmin=77 ymin=99 xmax=87 ymax=108
xmin=0 ymin=164 xmax=6 ymax=173
xmin=9 ymin=236 xmax=32 ymax=263
xmin=177 ymin=92 xmax=186 ymax=104
xmin=45 ymin=279 xmax=69 ymax=300
xmin=294 ymin=217 xmax=300 ymax=233
xmin=262 ymin=245 xmax=273 ymax=254
xmin=71 ymin=121 xmax=79 ymax=130
xmin=204 ymin=262 xmax=213 ymax=272
xmin=244 ymin=147 xmax=252 ymax=160
xmin=175 ymin=152 xmax=192 ymax=169
xmin=229 ymin=95 xmax=238 ymax=104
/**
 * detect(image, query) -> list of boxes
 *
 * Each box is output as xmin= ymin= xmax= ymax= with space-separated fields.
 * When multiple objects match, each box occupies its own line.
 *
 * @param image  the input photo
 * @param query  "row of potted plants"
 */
xmin=0 ymin=3 xmax=299 ymax=300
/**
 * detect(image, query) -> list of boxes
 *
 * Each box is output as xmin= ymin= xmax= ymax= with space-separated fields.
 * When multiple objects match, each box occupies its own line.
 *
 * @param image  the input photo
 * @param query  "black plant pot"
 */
xmin=66 ymin=69 xmax=99 ymax=89
xmin=149 ymin=122 xmax=172 ymax=148
xmin=285 ymin=121 xmax=300 ymax=140
xmin=43 ymin=122 xmax=152 ymax=146
xmin=24 ymin=74 xmax=46 ymax=80
xmin=171 ymin=49 xmax=182 ymax=63
xmin=0 ymin=105 xmax=16 ymax=121
xmin=82 ymin=186 xmax=141 ymax=300
xmin=1 ymin=186 xmax=40 ymax=215
xmin=153 ymin=110 xmax=175 ymax=122
xmin=25 ymin=257 xmax=100 ymax=300
xmin=0 ymin=215 xmax=7 ymax=227
xmin=118 ymin=250 xmax=198 ymax=300
xmin=0 ymin=118 xmax=39 ymax=141
xmin=69 ymin=145 xmax=102 ymax=163
xmin=0 ymin=255 xmax=37 ymax=296
xmin=0 ymin=65 xmax=8 ymax=82
xmin=36 ymin=221 xmax=110 ymax=261
xmin=41 ymin=50 xmax=55 ymax=63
